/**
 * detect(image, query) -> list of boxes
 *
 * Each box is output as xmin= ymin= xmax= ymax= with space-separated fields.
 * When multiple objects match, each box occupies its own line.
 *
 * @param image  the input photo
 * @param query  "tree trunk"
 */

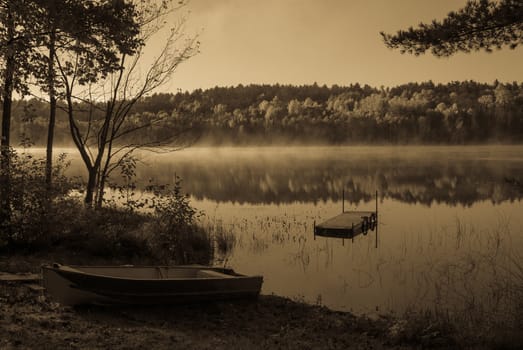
xmin=96 ymin=139 xmax=115 ymax=209
xmin=0 ymin=7 xmax=15 ymax=229
xmin=96 ymin=172 xmax=107 ymax=209
xmin=64 ymin=82 xmax=96 ymax=207
xmin=85 ymin=168 xmax=97 ymax=207
xmin=45 ymin=29 xmax=57 ymax=192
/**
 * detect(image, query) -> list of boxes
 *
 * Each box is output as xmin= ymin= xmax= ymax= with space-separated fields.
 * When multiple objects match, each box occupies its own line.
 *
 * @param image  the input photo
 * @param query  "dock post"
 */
xmin=342 ymin=189 xmax=345 ymax=213
xmin=351 ymin=223 xmax=354 ymax=243
xmin=375 ymin=219 xmax=378 ymax=249
xmin=313 ymin=220 xmax=316 ymax=240
xmin=375 ymin=190 xmax=378 ymax=249
xmin=375 ymin=190 xmax=378 ymax=217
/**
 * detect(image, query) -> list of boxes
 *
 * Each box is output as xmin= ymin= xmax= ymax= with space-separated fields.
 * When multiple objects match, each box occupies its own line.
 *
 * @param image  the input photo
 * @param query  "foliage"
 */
xmin=0 ymin=149 xmax=213 ymax=264
xmin=0 ymin=0 xmax=146 ymax=229
xmin=117 ymin=81 xmax=523 ymax=144
xmin=46 ymin=0 xmax=143 ymax=85
xmin=145 ymin=176 xmax=209 ymax=264
xmin=104 ymin=154 xmax=144 ymax=212
xmin=96 ymin=156 xmax=212 ymax=264
xmin=0 ymin=148 xmax=75 ymax=248
xmin=56 ymin=205 xmax=152 ymax=261
xmin=0 ymin=1 xmax=36 ymax=96
xmin=9 ymin=80 xmax=523 ymax=147
xmin=381 ymin=0 xmax=523 ymax=56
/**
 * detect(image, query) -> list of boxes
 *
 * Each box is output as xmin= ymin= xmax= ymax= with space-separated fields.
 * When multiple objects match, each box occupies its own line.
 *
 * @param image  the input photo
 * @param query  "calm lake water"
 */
xmin=55 ymin=146 xmax=523 ymax=314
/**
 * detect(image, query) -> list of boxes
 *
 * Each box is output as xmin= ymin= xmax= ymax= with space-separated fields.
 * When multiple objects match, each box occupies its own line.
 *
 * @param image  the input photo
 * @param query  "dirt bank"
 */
xmin=0 ymin=279 xmax=461 ymax=350
xmin=0 ymin=253 xmax=459 ymax=350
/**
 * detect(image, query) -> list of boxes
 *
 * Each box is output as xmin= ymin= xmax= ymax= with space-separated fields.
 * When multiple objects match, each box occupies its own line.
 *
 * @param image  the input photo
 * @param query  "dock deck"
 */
xmin=314 ymin=211 xmax=377 ymax=238
xmin=313 ymin=190 xmax=379 ymax=244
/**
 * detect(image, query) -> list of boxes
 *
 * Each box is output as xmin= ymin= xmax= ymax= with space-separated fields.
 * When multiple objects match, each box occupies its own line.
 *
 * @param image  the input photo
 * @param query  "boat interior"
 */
xmin=61 ymin=266 xmax=235 ymax=280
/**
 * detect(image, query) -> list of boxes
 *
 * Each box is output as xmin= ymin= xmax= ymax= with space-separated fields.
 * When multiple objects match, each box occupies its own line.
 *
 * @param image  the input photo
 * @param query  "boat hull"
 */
xmin=42 ymin=265 xmax=263 ymax=306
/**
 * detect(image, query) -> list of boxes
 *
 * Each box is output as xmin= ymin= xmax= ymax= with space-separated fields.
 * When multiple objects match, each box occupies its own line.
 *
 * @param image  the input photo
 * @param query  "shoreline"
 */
xmin=0 ymin=255 xmax=458 ymax=349
xmin=3 ymin=252 xmax=522 ymax=349
xmin=0 ymin=279 xmax=455 ymax=350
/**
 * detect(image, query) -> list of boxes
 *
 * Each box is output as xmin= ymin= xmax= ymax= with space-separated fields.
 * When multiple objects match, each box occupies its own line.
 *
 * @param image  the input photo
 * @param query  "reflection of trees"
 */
xmin=123 ymin=152 xmax=523 ymax=206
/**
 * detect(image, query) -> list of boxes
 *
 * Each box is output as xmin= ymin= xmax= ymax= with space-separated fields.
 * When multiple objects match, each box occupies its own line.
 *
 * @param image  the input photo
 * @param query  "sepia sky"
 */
xmin=149 ymin=0 xmax=523 ymax=92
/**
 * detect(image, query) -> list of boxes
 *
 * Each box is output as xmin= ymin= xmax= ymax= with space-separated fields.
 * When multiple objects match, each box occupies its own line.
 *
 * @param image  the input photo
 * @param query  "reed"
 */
xmin=400 ymin=220 xmax=523 ymax=348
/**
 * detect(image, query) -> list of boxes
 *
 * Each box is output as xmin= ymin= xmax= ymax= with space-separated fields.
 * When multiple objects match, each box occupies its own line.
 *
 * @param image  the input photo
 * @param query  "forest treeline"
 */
xmin=12 ymin=80 xmax=523 ymax=146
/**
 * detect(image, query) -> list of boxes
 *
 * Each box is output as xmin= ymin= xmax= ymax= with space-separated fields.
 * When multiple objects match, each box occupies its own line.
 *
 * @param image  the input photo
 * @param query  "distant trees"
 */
xmin=7 ymin=81 xmax=523 ymax=147
xmin=177 ymin=82 xmax=521 ymax=145
xmin=381 ymin=0 xmax=523 ymax=56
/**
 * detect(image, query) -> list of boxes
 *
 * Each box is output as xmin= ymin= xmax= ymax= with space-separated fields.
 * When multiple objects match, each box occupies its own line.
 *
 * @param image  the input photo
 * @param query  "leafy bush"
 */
xmin=145 ymin=175 xmax=211 ymax=264
xmin=50 ymin=204 xmax=146 ymax=256
xmin=104 ymin=154 xmax=146 ymax=212
xmin=1 ymin=149 xmax=220 ymax=266
xmin=98 ymin=154 xmax=217 ymax=264
xmin=0 ymin=148 xmax=76 ymax=249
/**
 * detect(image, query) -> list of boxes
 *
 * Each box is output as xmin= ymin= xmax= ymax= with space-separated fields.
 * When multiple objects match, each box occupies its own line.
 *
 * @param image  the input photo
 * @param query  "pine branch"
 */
xmin=381 ymin=0 xmax=523 ymax=56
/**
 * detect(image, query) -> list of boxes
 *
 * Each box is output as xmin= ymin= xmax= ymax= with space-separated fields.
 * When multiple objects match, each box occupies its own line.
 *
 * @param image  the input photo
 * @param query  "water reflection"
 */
xmin=124 ymin=146 xmax=523 ymax=206
xmin=206 ymin=197 xmax=522 ymax=314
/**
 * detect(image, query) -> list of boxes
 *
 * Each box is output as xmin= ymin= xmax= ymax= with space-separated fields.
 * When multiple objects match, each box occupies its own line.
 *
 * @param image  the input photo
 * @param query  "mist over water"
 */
xmin=54 ymin=145 xmax=523 ymax=206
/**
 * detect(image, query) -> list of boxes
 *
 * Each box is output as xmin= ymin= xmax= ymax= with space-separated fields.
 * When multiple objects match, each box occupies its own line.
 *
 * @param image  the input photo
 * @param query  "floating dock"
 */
xmin=314 ymin=211 xmax=377 ymax=238
xmin=313 ymin=190 xmax=379 ymax=245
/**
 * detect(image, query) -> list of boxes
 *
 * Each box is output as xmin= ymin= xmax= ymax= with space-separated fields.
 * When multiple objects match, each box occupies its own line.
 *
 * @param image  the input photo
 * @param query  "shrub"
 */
xmin=146 ymin=175 xmax=211 ymax=264
xmin=0 ymin=149 xmax=219 ymax=266
xmin=0 ymin=148 xmax=76 ymax=250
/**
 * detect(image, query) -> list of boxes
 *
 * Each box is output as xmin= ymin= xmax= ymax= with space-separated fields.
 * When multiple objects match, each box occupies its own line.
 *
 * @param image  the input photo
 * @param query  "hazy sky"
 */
xmin=149 ymin=0 xmax=523 ymax=92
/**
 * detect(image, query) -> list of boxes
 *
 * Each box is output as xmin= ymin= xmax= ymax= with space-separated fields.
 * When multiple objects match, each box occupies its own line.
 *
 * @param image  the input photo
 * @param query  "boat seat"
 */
xmin=197 ymin=270 xmax=234 ymax=278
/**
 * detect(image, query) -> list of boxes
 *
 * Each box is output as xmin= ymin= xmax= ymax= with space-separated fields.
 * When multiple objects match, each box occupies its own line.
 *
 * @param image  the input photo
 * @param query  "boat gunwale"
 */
xmin=42 ymin=264 xmax=263 ymax=282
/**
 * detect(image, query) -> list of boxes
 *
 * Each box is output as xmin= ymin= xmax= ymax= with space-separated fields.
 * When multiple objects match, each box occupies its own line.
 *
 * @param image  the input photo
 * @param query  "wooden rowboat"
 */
xmin=42 ymin=263 xmax=263 ymax=306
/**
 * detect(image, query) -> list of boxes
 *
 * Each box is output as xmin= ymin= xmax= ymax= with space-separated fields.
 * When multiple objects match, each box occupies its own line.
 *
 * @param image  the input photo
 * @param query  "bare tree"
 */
xmin=56 ymin=1 xmax=199 ymax=207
